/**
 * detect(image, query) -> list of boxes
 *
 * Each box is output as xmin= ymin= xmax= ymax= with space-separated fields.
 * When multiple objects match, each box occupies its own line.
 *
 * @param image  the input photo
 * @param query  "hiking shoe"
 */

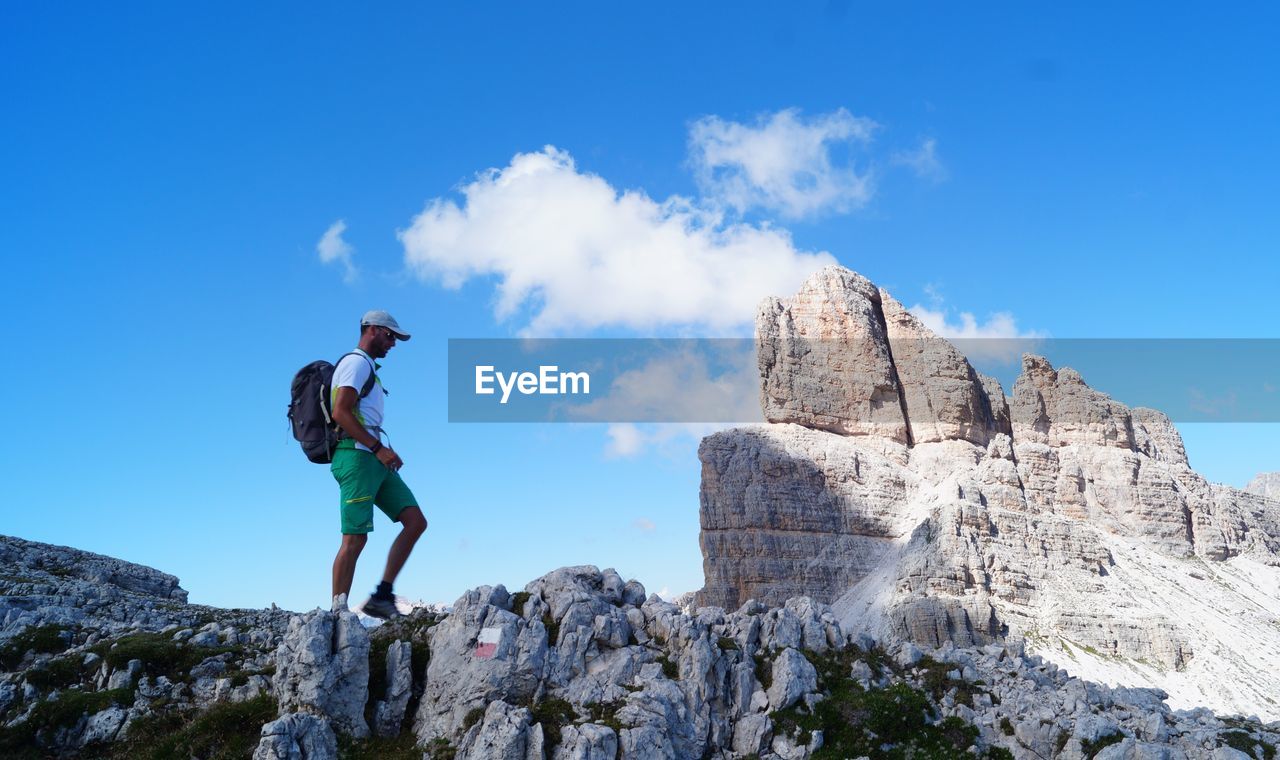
xmin=331 ymin=593 xmax=349 ymax=613
xmin=361 ymin=595 xmax=400 ymax=620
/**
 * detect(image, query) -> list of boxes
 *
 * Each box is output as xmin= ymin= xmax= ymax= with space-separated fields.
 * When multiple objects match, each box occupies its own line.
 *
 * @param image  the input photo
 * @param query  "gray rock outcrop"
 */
xmin=272 ymin=608 xmax=371 ymax=738
xmin=253 ymin=712 xmax=338 ymax=760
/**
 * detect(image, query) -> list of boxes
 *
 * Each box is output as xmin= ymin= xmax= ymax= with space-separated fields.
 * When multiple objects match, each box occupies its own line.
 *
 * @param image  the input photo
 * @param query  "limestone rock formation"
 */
xmin=253 ymin=712 xmax=338 ymax=760
xmin=1247 ymin=472 xmax=1280 ymax=501
xmin=758 ymin=267 xmax=910 ymax=442
xmin=699 ymin=265 xmax=1280 ymax=720
xmin=272 ymin=608 xmax=371 ymax=738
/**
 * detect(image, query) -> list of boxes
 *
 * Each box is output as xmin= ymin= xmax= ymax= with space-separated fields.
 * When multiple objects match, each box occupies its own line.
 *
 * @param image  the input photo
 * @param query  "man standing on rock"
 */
xmin=329 ymin=310 xmax=427 ymax=619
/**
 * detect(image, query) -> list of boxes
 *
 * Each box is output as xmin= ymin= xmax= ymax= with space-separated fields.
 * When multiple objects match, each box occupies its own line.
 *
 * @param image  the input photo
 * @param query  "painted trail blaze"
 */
xmin=474 ymin=626 xmax=501 ymax=659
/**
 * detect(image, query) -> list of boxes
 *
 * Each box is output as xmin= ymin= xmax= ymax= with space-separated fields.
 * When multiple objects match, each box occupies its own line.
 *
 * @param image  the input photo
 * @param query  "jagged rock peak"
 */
xmin=755 ymin=265 xmax=1191 ymax=468
xmin=757 ymin=265 xmax=1013 ymax=449
xmin=1247 ymin=472 xmax=1280 ymax=500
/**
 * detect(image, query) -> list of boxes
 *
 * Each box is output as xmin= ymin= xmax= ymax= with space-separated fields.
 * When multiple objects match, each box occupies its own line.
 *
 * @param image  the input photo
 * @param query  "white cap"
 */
xmin=360 ymin=310 xmax=411 ymax=340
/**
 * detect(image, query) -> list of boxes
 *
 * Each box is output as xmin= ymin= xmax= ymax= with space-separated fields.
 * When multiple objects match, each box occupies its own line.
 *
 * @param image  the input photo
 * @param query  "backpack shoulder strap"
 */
xmin=337 ymin=351 xmax=378 ymax=399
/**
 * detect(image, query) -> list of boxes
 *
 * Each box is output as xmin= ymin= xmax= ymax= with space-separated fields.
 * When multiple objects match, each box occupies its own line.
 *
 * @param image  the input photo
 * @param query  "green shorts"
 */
xmin=330 ymin=440 xmax=419 ymax=534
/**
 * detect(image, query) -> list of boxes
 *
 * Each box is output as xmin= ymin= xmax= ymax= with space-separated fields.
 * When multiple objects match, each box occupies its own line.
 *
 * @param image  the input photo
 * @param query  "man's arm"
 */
xmin=332 ymin=386 xmax=404 ymax=470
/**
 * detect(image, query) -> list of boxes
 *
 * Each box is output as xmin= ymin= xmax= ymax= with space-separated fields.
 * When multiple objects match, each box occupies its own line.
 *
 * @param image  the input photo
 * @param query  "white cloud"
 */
xmin=572 ymin=345 xmax=761 ymax=425
xmin=399 ymin=146 xmax=835 ymax=336
xmin=317 ymin=220 xmax=358 ymax=283
xmin=604 ymin=422 xmax=732 ymax=460
xmin=908 ymin=305 xmax=1034 ymax=341
xmin=632 ymin=517 xmax=656 ymax=533
xmin=606 ymin=423 xmax=645 ymax=458
xmin=892 ymin=137 xmax=946 ymax=182
xmin=688 ymin=108 xmax=877 ymax=219
xmin=907 ymin=301 xmax=1046 ymax=364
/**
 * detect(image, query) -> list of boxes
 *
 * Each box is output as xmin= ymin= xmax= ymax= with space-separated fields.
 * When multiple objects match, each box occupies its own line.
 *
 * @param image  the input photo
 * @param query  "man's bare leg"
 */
xmin=332 ymin=533 xmax=368 ymax=601
xmin=382 ymin=506 xmax=427 ymax=585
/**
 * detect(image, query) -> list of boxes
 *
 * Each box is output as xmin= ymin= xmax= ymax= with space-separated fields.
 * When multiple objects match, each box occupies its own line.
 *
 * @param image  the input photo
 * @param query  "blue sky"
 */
xmin=2 ymin=3 xmax=1277 ymax=612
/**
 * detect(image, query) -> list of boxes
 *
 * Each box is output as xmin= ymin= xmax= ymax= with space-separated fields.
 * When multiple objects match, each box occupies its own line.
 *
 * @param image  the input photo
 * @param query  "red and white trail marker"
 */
xmin=474 ymin=627 xmax=502 ymax=659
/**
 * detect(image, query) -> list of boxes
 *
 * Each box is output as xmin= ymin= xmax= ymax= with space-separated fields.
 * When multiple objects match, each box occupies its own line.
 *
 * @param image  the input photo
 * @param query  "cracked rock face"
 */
xmin=253 ymin=712 xmax=338 ymax=760
xmin=272 ymin=608 xmax=370 ymax=738
xmin=699 ymin=265 xmax=1280 ymax=720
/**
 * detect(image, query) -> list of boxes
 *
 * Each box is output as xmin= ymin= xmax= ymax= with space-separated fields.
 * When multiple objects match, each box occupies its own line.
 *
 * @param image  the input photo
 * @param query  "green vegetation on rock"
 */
xmin=94 ymin=693 xmax=277 ymax=760
xmin=526 ymin=697 xmax=576 ymax=749
xmin=88 ymin=631 xmax=241 ymax=682
xmin=24 ymin=656 xmax=87 ymax=691
xmin=1081 ymin=731 xmax=1125 ymax=759
xmin=0 ymin=624 xmax=70 ymax=669
xmin=339 ymin=731 xmax=425 ymax=760
xmin=767 ymin=648 xmax=1007 ymax=760
xmin=1222 ymin=730 xmax=1277 ymax=760
xmin=0 ymin=687 xmax=134 ymax=756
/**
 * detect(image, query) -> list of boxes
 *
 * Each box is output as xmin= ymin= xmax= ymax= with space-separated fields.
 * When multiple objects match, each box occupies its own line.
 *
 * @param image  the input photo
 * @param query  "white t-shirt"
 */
xmin=332 ymin=349 xmax=384 ymax=452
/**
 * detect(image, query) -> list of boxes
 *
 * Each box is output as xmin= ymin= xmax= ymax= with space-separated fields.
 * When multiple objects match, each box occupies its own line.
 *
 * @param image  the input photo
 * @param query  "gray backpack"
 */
xmin=288 ymin=353 xmax=376 ymax=464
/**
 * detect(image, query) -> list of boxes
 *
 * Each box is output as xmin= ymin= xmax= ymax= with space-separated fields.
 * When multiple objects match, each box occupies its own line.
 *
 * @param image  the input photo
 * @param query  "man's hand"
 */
xmin=376 ymin=446 xmax=404 ymax=472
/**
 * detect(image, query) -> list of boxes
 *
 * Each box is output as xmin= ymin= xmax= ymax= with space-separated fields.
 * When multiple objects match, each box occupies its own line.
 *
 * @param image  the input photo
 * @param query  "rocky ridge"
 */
xmin=5 ymin=542 xmax=1280 ymax=759
xmin=699 ymin=266 xmax=1280 ymax=720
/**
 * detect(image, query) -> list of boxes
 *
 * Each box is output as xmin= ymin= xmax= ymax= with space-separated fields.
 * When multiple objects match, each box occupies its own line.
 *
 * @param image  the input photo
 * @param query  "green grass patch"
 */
xmin=96 ymin=693 xmax=277 ymax=760
xmin=1222 ymin=730 xmax=1277 ymax=760
xmin=24 ymin=656 xmax=87 ymax=691
xmin=526 ymin=698 xmax=576 ymax=749
xmin=509 ymin=591 xmax=531 ymax=614
xmin=1000 ymin=716 xmax=1015 ymax=736
xmin=853 ymin=642 xmax=892 ymax=680
xmin=542 ymin=614 xmax=560 ymax=646
xmin=88 ymin=631 xmax=241 ymax=682
xmin=424 ymin=736 xmax=457 ymax=759
xmin=655 ymin=654 xmax=678 ymax=680
xmin=768 ymin=648 xmax=992 ymax=760
xmin=754 ymin=654 xmax=772 ymax=690
xmin=772 ymin=680 xmax=982 ymax=759
xmin=462 ymin=707 xmax=485 ymax=731
xmin=717 ymin=637 xmax=739 ymax=651
xmin=583 ymin=699 xmax=626 ymax=733
xmin=913 ymin=655 xmax=980 ymax=708
xmin=0 ymin=687 xmax=134 ymax=755
xmin=1081 ymin=731 xmax=1125 ymax=759
xmin=0 ymin=624 xmax=70 ymax=670
xmin=338 ymin=730 xmax=424 ymax=759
